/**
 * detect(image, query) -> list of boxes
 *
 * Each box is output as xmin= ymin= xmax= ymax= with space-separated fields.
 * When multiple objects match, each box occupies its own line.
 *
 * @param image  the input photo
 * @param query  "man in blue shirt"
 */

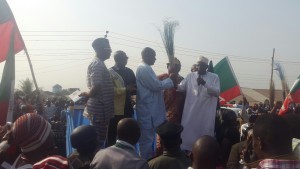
xmin=136 ymin=47 xmax=175 ymax=159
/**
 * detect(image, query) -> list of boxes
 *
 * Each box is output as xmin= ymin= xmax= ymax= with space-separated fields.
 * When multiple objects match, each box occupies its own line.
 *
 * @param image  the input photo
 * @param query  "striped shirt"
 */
xmin=87 ymin=57 xmax=114 ymax=125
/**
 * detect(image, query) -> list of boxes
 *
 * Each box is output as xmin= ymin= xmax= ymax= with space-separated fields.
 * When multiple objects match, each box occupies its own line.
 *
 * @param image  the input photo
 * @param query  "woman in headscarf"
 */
xmin=0 ymin=113 xmax=55 ymax=169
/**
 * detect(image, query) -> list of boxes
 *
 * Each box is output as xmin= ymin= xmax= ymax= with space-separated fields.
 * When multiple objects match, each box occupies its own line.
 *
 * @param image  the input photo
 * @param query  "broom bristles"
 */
xmin=274 ymin=62 xmax=290 ymax=99
xmin=160 ymin=19 xmax=179 ymax=66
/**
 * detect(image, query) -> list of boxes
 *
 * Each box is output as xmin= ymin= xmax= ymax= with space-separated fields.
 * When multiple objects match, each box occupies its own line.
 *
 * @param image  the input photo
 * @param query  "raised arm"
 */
xmin=137 ymin=66 xmax=173 ymax=92
xmin=204 ymin=75 xmax=220 ymax=97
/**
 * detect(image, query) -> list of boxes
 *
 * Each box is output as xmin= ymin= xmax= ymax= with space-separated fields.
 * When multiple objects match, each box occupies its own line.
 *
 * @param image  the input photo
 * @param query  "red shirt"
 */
xmin=257 ymin=159 xmax=300 ymax=169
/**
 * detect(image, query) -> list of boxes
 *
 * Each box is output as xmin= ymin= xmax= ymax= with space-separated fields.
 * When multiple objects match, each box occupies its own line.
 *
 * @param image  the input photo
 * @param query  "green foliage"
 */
xmin=19 ymin=78 xmax=34 ymax=95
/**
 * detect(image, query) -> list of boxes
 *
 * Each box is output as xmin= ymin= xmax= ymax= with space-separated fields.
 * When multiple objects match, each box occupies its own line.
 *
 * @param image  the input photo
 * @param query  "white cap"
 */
xmin=198 ymin=55 xmax=209 ymax=65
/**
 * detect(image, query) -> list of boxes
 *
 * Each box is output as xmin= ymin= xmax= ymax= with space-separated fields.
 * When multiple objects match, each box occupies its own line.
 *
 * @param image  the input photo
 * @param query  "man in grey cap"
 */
xmin=148 ymin=121 xmax=191 ymax=169
xmin=177 ymin=56 xmax=220 ymax=152
xmin=80 ymin=38 xmax=114 ymax=148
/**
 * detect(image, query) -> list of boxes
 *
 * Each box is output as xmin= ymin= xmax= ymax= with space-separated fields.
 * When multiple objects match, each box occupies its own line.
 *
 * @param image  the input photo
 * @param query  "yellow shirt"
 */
xmin=109 ymin=68 xmax=126 ymax=116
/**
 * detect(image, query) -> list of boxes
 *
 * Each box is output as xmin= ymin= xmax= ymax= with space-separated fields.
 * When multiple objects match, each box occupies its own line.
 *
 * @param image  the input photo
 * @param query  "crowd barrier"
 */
xmin=65 ymin=106 xmax=155 ymax=157
xmin=65 ymin=105 xmax=89 ymax=156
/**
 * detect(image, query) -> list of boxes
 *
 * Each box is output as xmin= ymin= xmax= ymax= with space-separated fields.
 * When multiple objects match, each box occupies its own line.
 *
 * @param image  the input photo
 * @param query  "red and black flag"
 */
xmin=0 ymin=0 xmax=25 ymax=125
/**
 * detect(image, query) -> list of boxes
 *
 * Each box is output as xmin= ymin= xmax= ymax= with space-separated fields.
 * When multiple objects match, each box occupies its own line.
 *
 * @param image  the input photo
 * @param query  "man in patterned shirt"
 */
xmin=80 ymin=38 xmax=114 ymax=148
xmin=252 ymin=114 xmax=300 ymax=169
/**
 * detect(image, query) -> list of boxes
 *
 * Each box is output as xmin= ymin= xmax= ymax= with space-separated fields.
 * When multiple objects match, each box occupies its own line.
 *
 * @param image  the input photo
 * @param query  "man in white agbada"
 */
xmin=177 ymin=56 xmax=220 ymax=151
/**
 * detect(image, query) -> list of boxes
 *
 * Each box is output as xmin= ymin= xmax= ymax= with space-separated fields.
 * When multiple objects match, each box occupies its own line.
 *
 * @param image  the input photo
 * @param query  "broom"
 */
xmin=160 ymin=19 xmax=179 ymax=68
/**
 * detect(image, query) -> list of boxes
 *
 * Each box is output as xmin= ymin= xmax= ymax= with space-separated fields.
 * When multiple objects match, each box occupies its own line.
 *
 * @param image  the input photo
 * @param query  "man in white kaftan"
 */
xmin=177 ymin=56 xmax=220 ymax=151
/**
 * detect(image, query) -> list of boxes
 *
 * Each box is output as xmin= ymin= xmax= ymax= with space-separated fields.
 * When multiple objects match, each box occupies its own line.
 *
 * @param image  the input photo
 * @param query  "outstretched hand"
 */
xmin=79 ymin=92 xmax=89 ymax=98
xmin=169 ymin=73 xmax=177 ymax=81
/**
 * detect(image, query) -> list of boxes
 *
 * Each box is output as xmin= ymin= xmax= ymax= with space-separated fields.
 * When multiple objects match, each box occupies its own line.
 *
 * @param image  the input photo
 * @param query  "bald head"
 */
xmin=71 ymin=125 xmax=97 ymax=155
xmin=141 ymin=47 xmax=156 ymax=65
xmin=117 ymin=118 xmax=140 ymax=145
xmin=114 ymin=50 xmax=128 ymax=69
xmin=192 ymin=136 xmax=220 ymax=169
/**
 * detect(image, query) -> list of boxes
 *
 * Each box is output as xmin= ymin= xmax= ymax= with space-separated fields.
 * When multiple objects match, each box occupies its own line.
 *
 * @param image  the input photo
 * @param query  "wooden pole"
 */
xmin=23 ymin=47 xmax=45 ymax=115
xmin=13 ymin=21 xmax=43 ymax=114
xmin=7 ymin=1 xmax=43 ymax=117
xmin=11 ymin=12 xmax=40 ymax=93
xmin=270 ymin=48 xmax=275 ymax=108
xmin=282 ymin=80 xmax=286 ymax=100
xmin=24 ymin=47 xmax=39 ymax=92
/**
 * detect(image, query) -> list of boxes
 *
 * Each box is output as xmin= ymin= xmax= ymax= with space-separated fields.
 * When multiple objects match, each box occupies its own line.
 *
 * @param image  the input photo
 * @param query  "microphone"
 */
xmin=197 ymin=73 xmax=206 ymax=86
xmin=197 ymin=73 xmax=201 ymax=86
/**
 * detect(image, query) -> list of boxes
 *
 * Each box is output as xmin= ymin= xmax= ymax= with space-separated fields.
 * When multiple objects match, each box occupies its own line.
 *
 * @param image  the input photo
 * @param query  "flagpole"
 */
xmin=7 ymin=3 xmax=40 ymax=92
xmin=23 ymin=47 xmax=39 ymax=91
xmin=19 ymin=34 xmax=45 ymax=115
xmin=3 ymin=0 xmax=39 ymax=91
xmin=10 ymin=10 xmax=43 ymax=114
xmin=2 ymin=0 xmax=43 ymax=121
xmin=270 ymin=48 xmax=275 ymax=108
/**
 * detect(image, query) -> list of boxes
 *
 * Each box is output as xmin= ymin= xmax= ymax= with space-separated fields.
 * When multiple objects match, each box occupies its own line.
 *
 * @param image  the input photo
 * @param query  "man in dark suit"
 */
xmin=148 ymin=121 xmax=191 ymax=169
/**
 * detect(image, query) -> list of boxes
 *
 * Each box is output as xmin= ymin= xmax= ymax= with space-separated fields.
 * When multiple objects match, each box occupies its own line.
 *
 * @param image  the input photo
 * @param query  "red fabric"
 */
xmin=292 ymin=89 xmax=300 ymax=103
xmin=223 ymin=104 xmax=234 ymax=107
xmin=0 ymin=124 xmax=8 ymax=139
xmin=0 ymin=20 xmax=24 ymax=63
xmin=157 ymin=73 xmax=169 ymax=80
xmin=33 ymin=155 xmax=69 ymax=169
xmin=12 ymin=113 xmax=51 ymax=152
xmin=0 ymin=101 xmax=9 ymax=125
xmin=279 ymin=90 xmax=300 ymax=116
xmin=257 ymin=159 xmax=300 ymax=169
xmin=219 ymin=85 xmax=241 ymax=105
xmin=278 ymin=94 xmax=292 ymax=116
xmin=0 ymin=4 xmax=25 ymax=125
xmin=156 ymin=73 xmax=185 ymax=156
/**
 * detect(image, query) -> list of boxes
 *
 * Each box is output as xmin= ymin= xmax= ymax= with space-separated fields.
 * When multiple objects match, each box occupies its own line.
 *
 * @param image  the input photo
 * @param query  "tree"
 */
xmin=56 ymin=89 xmax=71 ymax=96
xmin=19 ymin=78 xmax=33 ymax=95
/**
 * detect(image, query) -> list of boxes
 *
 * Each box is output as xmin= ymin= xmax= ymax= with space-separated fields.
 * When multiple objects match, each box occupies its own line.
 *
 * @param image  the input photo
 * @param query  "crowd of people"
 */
xmin=0 ymin=37 xmax=300 ymax=169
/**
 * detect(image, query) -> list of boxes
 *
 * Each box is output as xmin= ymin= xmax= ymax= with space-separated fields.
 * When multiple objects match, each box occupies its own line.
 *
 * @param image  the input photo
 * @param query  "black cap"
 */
xmin=156 ymin=121 xmax=183 ymax=140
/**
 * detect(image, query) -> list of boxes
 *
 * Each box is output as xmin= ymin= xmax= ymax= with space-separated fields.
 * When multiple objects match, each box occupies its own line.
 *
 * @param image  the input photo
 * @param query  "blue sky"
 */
xmin=1 ymin=0 xmax=300 ymax=92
